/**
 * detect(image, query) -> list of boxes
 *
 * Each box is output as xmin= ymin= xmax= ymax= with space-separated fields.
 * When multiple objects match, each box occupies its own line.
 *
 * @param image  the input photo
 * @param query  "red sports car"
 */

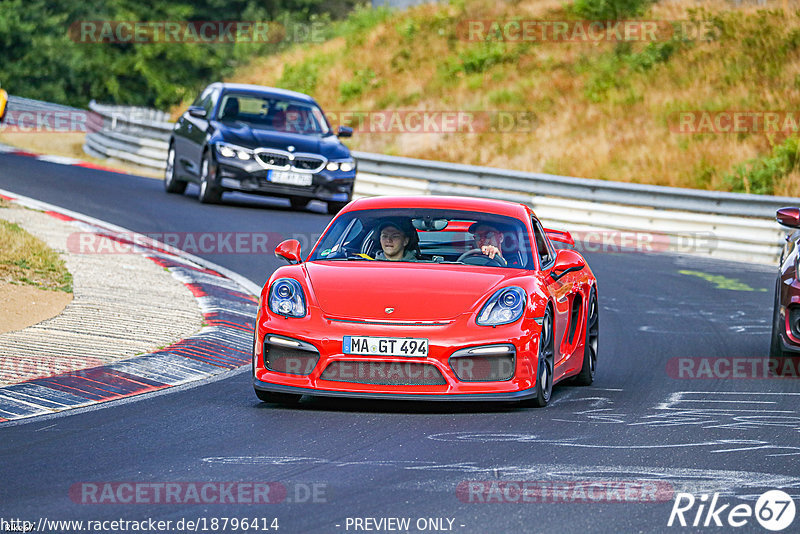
xmin=253 ymin=196 xmax=598 ymax=407
xmin=771 ymin=207 xmax=800 ymax=357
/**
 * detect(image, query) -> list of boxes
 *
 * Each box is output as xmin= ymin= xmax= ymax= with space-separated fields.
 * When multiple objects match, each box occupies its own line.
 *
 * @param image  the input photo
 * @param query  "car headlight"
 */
xmin=268 ymin=278 xmax=306 ymax=318
xmin=325 ymin=159 xmax=355 ymax=172
xmin=476 ymin=287 xmax=526 ymax=326
xmin=216 ymin=142 xmax=252 ymax=161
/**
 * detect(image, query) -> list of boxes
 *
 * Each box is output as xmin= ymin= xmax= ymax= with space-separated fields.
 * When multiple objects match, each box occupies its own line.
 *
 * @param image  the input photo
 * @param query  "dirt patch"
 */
xmin=0 ymin=281 xmax=72 ymax=334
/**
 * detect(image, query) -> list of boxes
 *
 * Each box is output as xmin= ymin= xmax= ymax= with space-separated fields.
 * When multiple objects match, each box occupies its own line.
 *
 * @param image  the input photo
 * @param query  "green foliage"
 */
xmin=338 ymin=68 xmax=377 ymax=103
xmin=695 ymin=9 xmax=800 ymax=86
xmin=581 ymin=41 xmax=681 ymax=103
xmin=488 ymin=88 xmax=525 ymax=106
xmin=0 ymin=0 xmax=360 ymax=108
xmin=277 ymin=53 xmax=331 ymax=95
xmin=723 ymin=137 xmax=800 ymax=195
xmin=440 ymin=41 xmax=526 ymax=81
xmin=333 ymin=3 xmax=391 ymax=46
xmin=572 ymin=0 xmax=654 ymax=20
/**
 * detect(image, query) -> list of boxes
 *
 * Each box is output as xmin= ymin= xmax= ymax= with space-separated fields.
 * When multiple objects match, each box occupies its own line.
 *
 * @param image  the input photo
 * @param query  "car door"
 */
xmin=189 ymin=88 xmax=220 ymax=176
xmin=174 ymin=87 xmax=208 ymax=177
xmin=532 ymin=217 xmax=572 ymax=378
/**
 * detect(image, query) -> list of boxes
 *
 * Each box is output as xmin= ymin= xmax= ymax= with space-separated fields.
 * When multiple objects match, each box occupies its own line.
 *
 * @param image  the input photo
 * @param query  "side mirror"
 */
xmin=187 ymin=106 xmax=208 ymax=119
xmin=777 ymin=207 xmax=800 ymax=228
xmin=550 ymin=249 xmax=585 ymax=281
xmin=275 ymin=239 xmax=302 ymax=264
xmin=337 ymin=126 xmax=353 ymax=138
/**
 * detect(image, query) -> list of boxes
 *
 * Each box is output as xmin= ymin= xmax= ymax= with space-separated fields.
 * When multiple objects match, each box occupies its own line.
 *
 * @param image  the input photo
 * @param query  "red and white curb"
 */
xmin=0 ymin=188 xmax=261 ymax=422
xmin=0 ymin=141 xmax=130 ymax=174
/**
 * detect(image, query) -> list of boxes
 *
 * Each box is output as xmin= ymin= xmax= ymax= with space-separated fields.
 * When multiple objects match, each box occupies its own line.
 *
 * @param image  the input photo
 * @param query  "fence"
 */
xmin=80 ymin=100 xmax=794 ymax=265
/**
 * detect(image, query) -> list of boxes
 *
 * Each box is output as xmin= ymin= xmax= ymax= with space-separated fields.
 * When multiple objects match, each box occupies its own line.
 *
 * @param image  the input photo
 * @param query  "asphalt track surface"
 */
xmin=0 ymin=153 xmax=797 ymax=534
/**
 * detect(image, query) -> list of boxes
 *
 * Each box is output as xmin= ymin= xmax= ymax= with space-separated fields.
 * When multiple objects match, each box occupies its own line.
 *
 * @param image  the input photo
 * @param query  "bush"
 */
xmin=723 ymin=137 xmax=799 ymax=195
xmin=572 ymin=0 xmax=654 ymax=20
xmin=338 ymin=68 xmax=377 ymax=103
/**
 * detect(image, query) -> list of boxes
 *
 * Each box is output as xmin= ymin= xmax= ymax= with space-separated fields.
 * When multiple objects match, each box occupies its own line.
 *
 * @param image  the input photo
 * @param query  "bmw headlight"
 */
xmin=268 ymin=278 xmax=306 ymax=318
xmin=477 ymin=287 xmax=526 ymax=326
xmin=216 ymin=142 xmax=253 ymax=161
xmin=325 ymin=158 xmax=355 ymax=172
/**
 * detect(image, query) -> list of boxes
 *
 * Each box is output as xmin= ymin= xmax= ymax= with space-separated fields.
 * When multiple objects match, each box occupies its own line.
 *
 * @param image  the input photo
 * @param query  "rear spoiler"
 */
xmin=544 ymin=228 xmax=575 ymax=246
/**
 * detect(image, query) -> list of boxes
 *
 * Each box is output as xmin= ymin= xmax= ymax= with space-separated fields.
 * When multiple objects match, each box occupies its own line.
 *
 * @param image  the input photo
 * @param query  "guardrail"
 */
xmin=79 ymin=101 xmax=792 ymax=265
xmin=83 ymin=101 xmax=172 ymax=170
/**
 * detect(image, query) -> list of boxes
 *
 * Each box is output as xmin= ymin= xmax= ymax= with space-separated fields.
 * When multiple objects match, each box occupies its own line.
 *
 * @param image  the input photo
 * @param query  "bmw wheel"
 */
xmin=164 ymin=144 xmax=187 ymax=194
xmin=198 ymin=151 xmax=222 ymax=204
xmin=290 ymin=197 xmax=310 ymax=210
xmin=327 ymin=201 xmax=348 ymax=215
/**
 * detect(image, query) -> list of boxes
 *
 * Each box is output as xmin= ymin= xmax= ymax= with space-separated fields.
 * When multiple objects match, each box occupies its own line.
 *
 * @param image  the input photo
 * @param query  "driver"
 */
xmin=374 ymin=219 xmax=418 ymax=261
xmin=469 ymin=222 xmax=506 ymax=262
xmin=467 ymin=222 xmax=522 ymax=267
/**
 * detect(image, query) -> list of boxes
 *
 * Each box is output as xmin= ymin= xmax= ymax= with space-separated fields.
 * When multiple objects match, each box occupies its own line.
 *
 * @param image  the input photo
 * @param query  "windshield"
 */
xmin=308 ymin=208 xmax=534 ymax=269
xmin=215 ymin=93 xmax=331 ymax=135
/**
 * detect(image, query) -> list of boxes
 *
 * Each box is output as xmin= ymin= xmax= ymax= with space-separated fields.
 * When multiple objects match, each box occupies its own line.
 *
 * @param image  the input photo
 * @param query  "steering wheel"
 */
xmin=457 ymin=248 xmax=507 ymax=267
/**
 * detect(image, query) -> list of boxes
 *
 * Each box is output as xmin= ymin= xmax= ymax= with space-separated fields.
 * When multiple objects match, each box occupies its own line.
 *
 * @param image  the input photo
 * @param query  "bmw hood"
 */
xmin=304 ymin=262 xmax=516 ymax=321
xmin=214 ymin=122 xmax=350 ymax=159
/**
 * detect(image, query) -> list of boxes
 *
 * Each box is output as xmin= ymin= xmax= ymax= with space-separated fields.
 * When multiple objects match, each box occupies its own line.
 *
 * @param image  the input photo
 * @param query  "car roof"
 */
xmin=211 ymin=83 xmax=317 ymax=104
xmin=343 ymin=196 xmax=534 ymax=220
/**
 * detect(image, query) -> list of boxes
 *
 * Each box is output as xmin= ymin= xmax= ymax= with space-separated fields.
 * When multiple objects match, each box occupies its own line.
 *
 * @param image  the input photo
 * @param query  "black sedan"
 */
xmin=165 ymin=82 xmax=355 ymax=213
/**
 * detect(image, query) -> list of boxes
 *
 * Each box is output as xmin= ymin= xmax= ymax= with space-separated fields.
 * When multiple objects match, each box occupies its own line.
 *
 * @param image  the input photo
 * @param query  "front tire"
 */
xmin=198 ymin=151 xmax=222 ymax=204
xmin=164 ymin=144 xmax=187 ymax=194
xmin=525 ymin=307 xmax=554 ymax=408
xmin=770 ymin=278 xmax=785 ymax=358
xmin=290 ymin=196 xmax=310 ymax=210
xmin=573 ymin=288 xmax=598 ymax=386
xmin=327 ymin=201 xmax=348 ymax=215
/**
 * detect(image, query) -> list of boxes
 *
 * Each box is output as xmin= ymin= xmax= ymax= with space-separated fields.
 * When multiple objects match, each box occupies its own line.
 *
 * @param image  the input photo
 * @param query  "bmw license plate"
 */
xmin=269 ymin=170 xmax=312 ymax=186
xmin=343 ymin=336 xmax=428 ymax=357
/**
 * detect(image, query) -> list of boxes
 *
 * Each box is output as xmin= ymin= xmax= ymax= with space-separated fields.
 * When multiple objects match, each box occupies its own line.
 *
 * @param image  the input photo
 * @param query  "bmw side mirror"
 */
xmin=187 ymin=106 xmax=208 ymax=119
xmin=275 ymin=239 xmax=302 ymax=264
xmin=337 ymin=126 xmax=353 ymax=138
xmin=551 ymin=249 xmax=585 ymax=281
xmin=777 ymin=207 xmax=800 ymax=228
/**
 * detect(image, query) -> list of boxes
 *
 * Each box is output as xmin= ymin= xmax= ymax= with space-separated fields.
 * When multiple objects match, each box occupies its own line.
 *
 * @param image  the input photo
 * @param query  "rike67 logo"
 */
xmin=668 ymin=490 xmax=796 ymax=531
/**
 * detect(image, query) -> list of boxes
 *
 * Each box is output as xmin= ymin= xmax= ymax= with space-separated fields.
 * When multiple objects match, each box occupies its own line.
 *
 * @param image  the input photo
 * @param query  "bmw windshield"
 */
xmin=216 ymin=93 xmax=331 ymax=135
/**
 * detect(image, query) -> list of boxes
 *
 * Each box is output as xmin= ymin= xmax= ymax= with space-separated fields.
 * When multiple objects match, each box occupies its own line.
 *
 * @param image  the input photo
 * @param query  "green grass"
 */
xmin=723 ymin=137 xmax=800 ymax=195
xmin=0 ymin=219 xmax=72 ymax=292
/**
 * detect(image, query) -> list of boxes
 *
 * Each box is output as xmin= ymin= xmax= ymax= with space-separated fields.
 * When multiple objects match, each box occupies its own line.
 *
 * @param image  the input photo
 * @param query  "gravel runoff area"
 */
xmin=0 ymin=203 xmax=203 ymax=386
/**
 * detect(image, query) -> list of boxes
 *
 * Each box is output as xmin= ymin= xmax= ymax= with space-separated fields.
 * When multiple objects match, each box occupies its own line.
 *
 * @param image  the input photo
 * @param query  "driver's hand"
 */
xmin=481 ymin=245 xmax=502 ymax=259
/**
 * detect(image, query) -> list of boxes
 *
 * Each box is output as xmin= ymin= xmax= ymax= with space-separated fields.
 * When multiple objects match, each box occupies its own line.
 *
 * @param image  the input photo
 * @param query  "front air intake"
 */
xmin=320 ymin=361 xmax=446 ymax=385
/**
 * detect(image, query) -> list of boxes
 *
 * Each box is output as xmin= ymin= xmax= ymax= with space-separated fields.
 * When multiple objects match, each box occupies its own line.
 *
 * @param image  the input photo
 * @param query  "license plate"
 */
xmin=269 ymin=170 xmax=312 ymax=186
xmin=343 ymin=336 xmax=428 ymax=357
